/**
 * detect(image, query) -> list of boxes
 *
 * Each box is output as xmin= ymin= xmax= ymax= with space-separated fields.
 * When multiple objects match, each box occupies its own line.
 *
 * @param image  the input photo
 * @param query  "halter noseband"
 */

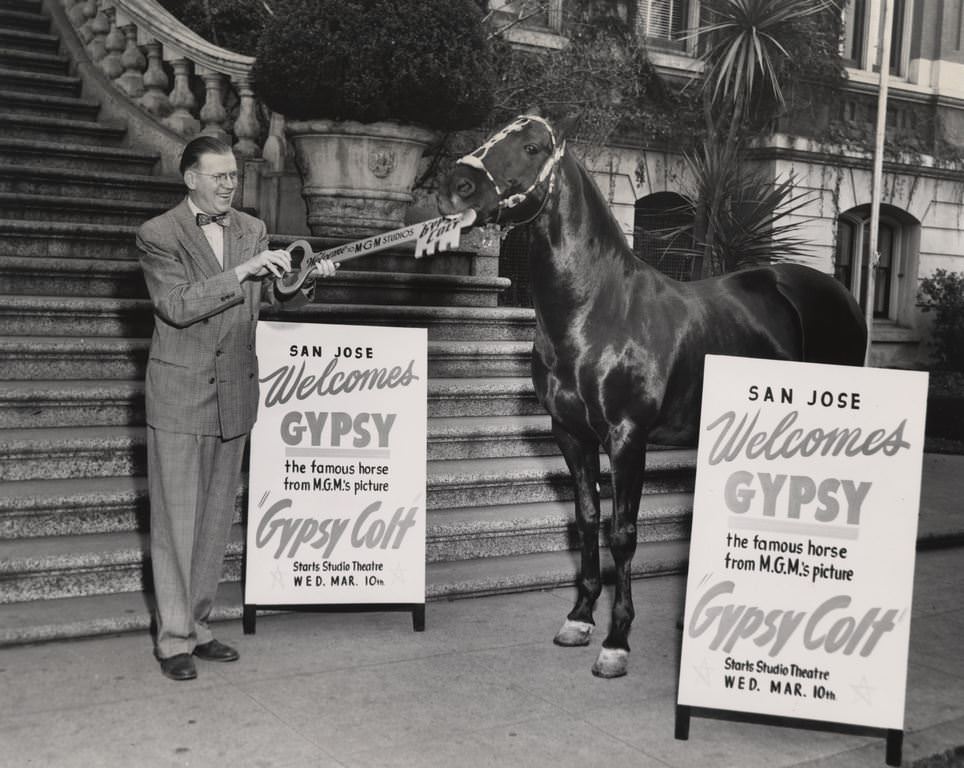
xmin=456 ymin=115 xmax=566 ymax=227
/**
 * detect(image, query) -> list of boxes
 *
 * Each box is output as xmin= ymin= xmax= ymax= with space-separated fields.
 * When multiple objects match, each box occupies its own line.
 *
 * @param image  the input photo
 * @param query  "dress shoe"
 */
xmin=159 ymin=653 xmax=197 ymax=681
xmin=193 ymin=639 xmax=239 ymax=662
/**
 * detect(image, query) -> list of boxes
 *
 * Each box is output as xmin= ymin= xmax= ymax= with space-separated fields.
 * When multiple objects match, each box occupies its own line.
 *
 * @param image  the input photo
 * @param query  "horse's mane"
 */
xmin=559 ymin=148 xmax=644 ymax=268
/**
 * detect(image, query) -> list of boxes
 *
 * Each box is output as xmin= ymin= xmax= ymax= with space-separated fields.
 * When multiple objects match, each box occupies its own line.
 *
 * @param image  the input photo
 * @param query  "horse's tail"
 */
xmin=772 ymin=263 xmax=868 ymax=366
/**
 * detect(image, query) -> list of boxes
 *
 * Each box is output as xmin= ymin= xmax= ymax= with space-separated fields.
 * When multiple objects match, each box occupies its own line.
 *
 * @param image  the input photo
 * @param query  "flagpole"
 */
xmin=864 ymin=0 xmax=894 ymax=366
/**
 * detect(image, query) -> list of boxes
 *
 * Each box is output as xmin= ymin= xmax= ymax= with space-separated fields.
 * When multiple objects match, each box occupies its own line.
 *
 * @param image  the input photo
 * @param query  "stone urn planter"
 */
xmin=287 ymin=119 xmax=438 ymax=239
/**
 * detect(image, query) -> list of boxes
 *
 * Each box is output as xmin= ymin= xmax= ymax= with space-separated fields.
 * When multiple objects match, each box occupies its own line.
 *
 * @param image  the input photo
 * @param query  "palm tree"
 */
xmin=689 ymin=0 xmax=836 ymax=277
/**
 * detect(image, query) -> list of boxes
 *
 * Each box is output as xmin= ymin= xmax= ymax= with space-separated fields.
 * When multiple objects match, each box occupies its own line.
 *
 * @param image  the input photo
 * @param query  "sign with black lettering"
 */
xmin=677 ymin=355 xmax=927 ymax=730
xmin=244 ymin=322 xmax=427 ymax=605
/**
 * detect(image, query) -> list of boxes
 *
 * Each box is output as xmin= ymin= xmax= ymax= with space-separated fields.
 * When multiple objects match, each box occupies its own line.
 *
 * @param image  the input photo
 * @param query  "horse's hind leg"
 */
xmin=551 ymin=421 xmax=602 ymax=648
xmin=593 ymin=433 xmax=646 ymax=678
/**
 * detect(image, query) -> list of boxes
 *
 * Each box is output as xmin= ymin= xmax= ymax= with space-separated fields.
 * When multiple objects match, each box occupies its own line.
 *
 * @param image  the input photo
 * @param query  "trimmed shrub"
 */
xmin=158 ymin=0 xmax=270 ymax=55
xmin=251 ymin=0 xmax=495 ymax=131
xmin=918 ymin=269 xmax=964 ymax=372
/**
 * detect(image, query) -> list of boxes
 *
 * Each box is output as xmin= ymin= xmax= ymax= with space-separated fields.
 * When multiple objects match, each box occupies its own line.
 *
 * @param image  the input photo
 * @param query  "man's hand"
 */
xmin=235 ymin=249 xmax=291 ymax=282
xmin=312 ymin=259 xmax=338 ymax=279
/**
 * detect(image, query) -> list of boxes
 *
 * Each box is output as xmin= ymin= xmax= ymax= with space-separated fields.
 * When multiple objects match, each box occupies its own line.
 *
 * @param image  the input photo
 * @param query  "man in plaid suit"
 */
xmin=137 ymin=136 xmax=337 ymax=681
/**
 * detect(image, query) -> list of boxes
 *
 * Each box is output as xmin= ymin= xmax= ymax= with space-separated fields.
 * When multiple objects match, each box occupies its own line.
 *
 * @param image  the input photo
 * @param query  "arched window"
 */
xmin=633 ymin=192 xmax=696 ymax=281
xmin=835 ymin=206 xmax=917 ymax=323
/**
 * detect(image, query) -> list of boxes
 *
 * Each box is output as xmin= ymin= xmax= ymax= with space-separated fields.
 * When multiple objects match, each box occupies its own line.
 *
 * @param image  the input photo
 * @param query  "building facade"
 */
xmin=495 ymin=0 xmax=964 ymax=368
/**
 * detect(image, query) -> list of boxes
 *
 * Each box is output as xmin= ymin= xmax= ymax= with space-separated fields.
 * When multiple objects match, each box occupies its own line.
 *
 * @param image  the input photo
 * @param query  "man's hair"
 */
xmin=179 ymin=136 xmax=234 ymax=175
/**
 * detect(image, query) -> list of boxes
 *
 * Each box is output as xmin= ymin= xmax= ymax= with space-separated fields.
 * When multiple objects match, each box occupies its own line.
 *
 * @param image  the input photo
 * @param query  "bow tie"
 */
xmin=196 ymin=211 xmax=230 ymax=227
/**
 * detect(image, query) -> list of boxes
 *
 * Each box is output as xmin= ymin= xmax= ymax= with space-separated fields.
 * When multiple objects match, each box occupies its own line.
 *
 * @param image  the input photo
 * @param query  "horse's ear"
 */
xmin=524 ymin=104 xmax=544 ymax=118
xmin=552 ymin=113 xmax=580 ymax=142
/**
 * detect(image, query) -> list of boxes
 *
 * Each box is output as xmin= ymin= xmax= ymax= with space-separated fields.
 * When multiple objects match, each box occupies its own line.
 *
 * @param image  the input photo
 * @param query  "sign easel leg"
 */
xmin=886 ymin=729 xmax=903 ymax=766
xmin=412 ymin=604 xmax=425 ymax=632
xmin=243 ymin=604 xmax=257 ymax=635
xmin=674 ymin=705 xmax=691 ymax=740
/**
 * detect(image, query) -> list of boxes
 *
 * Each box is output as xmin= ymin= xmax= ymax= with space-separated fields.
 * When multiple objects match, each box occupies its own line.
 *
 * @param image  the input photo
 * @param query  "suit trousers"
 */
xmin=148 ymin=426 xmax=246 ymax=659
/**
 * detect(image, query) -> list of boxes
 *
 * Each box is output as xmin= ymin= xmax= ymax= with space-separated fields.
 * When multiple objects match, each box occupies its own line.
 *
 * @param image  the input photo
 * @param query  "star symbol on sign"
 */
xmin=692 ymin=657 xmax=713 ymax=687
xmin=271 ymin=565 xmax=285 ymax=590
xmin=852 ymin=675 xmax=876 ymax=705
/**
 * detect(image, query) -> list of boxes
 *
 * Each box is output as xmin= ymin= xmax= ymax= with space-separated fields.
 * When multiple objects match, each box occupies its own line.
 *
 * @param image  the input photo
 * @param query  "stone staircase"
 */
xmin=0 ymin=0 xmax=698 ymax=646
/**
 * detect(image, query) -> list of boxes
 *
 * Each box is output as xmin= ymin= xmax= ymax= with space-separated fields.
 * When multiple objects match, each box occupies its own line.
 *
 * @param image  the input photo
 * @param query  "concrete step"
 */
xmin=0 ymin=467 xmax=692 ymax=543
xmin=0 ymin=336 xmax=531 ymax=380
xmin=0 ymin=256 xmax=149 ymax=298
xmin=0 ymin=113 xmax=126 ymax=145
xmin=0 ymin=256 xmax=506 ymax=306
xmin=0 ymin=294 xmax=153 ymax=336
xmin=426 ymin=451 xmax=694 ymax=510
xmin=0 ymin=426 xmax=145 ymax=481
xmin=0 ymin=219 xmax=139 ymax=259
xmin=0 ymin=142 xmax=161 ymax=174
xmin=278 ymin=303 xmax=538 ymax=343
xmin=0 ymin=449 xmax=698 ymax=536
xmin=0 ymin=65 xmax=80 ymax=98
xmin=0 ymin=335 xmax=148 ymax=380
xmin=0 ymin=24 xmax=57 ymax=54
xmin=0 ymin=46 xmax=69 ymax=74
xmin=0 ymin=377 xmax=541 ymax=430
xmin=0 ymin=88 xmax=100 ymax=120
xmin=0 ymin=162 xmax=177 ymax=201
xmin=0 ymin=191 xmax=167 ymax=226
xmin=0 ymin=295 xmax=537 ymax=340
xmin=0 ymin=541 xmax=692 ymax=646
xmin=0 ymin=6 xmax=49 ymax=32
xmin=0 ymin=221 xmax=496 ymax=271
xmin=426 ymin=494 xmax=694 ymax=562
xmin=0 ymin=514 xmax=695 ymax=607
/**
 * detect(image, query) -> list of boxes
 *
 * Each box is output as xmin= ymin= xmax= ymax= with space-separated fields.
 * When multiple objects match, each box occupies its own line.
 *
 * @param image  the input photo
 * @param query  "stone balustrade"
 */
xmin=61 ymin=0 xmax=286 ymax=170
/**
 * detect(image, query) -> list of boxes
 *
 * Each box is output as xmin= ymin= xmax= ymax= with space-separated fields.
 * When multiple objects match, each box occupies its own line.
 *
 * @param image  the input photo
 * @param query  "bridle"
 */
xmin=455 ymin=115 xmax=566 ymax=228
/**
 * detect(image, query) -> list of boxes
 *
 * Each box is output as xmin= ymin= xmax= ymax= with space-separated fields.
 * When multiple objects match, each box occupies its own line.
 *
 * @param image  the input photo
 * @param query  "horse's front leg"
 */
xmin=551 ymin=419 xmax=602 ymax=648
xmin=593 ymin=430 xmax=647 ymax=678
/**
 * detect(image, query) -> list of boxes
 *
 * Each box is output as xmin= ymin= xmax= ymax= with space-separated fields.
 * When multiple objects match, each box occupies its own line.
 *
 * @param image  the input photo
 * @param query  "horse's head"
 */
xmin=438 ymin=114 xmax=566 ymax=227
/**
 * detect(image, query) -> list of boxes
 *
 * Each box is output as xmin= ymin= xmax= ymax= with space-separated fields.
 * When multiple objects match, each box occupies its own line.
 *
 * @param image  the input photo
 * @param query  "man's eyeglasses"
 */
xmin=193 ymin=170 xmax=239 ymax=185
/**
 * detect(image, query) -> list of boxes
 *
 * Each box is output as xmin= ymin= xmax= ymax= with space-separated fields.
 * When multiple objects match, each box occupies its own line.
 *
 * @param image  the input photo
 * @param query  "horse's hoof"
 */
xmin=553 ymin=619 xmax=594 ymax=647
xmin=591 ymin=647 xmax=629 ymax=678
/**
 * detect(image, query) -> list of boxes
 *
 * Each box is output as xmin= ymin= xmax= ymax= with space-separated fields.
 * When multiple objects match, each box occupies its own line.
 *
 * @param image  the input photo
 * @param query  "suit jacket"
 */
xmin=137 ymin=199 xmax=309 ymax=439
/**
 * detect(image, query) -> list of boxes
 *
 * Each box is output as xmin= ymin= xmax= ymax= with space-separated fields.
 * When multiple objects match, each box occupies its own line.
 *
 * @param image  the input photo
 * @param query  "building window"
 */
xmin=843 ymin=0 xmax=912 ymax=76
xmin=842 ymin=0 xmax=867 ymax=65
xmin=635 ymin=0 xmax=690 ymax=47
xmin=835 ymin=208 xmax=910 ymax=321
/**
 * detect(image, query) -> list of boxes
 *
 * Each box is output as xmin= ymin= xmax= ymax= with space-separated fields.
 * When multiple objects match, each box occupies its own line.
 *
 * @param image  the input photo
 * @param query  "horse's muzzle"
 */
xmin=439 ymin=164 xmax=493 ymax=222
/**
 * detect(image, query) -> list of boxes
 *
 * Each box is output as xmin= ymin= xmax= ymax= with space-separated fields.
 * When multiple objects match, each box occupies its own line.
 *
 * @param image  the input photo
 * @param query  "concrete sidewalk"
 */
xmin=0 ymin=544 xmax=961 ymax=768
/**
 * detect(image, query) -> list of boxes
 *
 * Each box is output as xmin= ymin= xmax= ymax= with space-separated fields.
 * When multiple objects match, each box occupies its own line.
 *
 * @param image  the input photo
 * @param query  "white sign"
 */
xmin=244 ymin=322 xmax=427 ymax=605
xmin=677 ymin=355 xmax=927 ymax=730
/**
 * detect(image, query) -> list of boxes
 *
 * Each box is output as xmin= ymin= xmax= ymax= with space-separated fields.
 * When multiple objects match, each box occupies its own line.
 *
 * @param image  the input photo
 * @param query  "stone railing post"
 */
xmin=64 ymin=0 xmax=268 ymax=161
xmin=165 ymin=58 xmax=200 ymax=136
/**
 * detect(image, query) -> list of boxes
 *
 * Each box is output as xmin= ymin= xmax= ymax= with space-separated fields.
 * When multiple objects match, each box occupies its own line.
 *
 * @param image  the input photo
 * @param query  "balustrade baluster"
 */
xmin=86 ymin=0 xmax=109 ymax=61
xmin=138 ymin=41 xmax=172 ymax=117
xmin=116 ymin=24 xmax=146 ymax=97
xmin=73 ymin=0 xmax=96 ymax=44
xmin=198 ymin=71 xmax=229 ymax=142
xmin=165 ymin=58 xmax=200 ymax=136
xmin=100 ymin=7 xmax=126 ymax=80
xmin=232 ymin=74 xmax=261 ymax=158
xmin=262 ymin=111 xmax=287 ymax=172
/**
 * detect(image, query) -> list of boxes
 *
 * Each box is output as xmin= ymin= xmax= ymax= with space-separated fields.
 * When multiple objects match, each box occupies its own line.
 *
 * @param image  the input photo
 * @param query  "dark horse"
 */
xmin=439 ymin=115 xmax=867 ymax=678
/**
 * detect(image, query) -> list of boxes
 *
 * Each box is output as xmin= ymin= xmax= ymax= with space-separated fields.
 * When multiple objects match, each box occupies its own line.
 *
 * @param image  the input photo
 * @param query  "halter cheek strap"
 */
xmin=456 ymin=115 xmax=566 ymax=224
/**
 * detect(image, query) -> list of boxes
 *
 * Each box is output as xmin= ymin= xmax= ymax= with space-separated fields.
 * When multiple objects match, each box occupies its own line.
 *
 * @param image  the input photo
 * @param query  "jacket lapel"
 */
xmin=172 ymin=198 xmax=222 ymax=278
xmin=222 ymin=208 xmax=244 ymax=273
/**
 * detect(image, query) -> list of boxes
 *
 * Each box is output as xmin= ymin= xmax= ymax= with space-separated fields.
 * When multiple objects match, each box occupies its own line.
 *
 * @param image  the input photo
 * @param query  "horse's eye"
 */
xmin=524 ymin=144 xmax=540 ymax=155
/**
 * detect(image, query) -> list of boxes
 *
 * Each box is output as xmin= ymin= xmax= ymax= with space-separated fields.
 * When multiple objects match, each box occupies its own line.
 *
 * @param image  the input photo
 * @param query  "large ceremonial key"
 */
xmin=274 ymin=211 xmax=475 ymax=298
